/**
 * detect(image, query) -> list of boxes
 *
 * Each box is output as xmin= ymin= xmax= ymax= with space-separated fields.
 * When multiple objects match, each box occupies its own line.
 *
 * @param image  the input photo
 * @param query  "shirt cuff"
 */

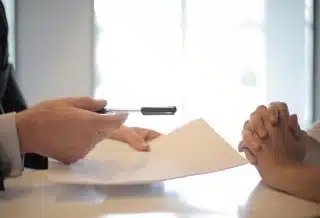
xmin=0 ymin=112 xmax=23 ymax=177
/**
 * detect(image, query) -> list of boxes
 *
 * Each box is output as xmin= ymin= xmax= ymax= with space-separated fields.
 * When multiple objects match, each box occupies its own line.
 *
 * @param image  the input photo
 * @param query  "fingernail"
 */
xmin=118 ymin=113 xmax=128 ymax=122
xmin=141 ymin=143 xmax=150 ymax=151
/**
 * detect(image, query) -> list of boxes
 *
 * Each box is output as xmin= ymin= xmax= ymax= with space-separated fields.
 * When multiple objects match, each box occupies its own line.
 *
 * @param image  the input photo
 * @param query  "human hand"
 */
xmin=238 ymin=103 xmax=306 ymax=165
xmin=15 ymin=97 xmax=127 ymax=164
xmin=238 ymin=102 xmax=307 ymax=182
xmin=107 ymin=126 xmax=162 ymax=151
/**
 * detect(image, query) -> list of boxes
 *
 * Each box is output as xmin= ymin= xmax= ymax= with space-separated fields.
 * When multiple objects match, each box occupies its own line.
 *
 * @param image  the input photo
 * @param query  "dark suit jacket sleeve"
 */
xmin=0 ymin=1 xmax=47 ymax=190
xmin=2 ymin=64 xmax=48 ymax=170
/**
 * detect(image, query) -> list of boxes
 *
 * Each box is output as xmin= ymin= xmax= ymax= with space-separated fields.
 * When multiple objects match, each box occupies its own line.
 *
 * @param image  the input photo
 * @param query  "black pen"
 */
xmin=96 ymin=106 xmax=177 ymax=115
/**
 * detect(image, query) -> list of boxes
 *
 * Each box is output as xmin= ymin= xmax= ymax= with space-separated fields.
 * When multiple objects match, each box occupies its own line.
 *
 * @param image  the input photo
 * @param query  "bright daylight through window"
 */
xmin=94 ymin=0 xmax=312 ymax=148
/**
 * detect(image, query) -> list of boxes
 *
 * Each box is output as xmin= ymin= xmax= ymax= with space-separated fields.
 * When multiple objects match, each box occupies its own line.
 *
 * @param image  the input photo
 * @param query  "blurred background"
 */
xmin=5 ymin=0 xmax=317 ymax=148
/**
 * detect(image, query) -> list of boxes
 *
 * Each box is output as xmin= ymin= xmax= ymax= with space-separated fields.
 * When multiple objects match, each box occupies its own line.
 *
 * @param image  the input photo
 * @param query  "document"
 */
xmin=47 ymin=119 xmax=248 ymax=185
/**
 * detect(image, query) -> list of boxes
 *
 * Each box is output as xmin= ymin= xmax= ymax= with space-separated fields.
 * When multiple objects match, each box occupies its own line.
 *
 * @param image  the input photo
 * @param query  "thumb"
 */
xmin=94 ymin=113 xmax=128 ymax=133
xmin=68 ymin=97 xmax=107 ymax=111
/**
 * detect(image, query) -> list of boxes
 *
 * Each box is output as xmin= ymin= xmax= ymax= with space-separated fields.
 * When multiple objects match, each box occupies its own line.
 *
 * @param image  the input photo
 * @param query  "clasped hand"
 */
xmin=238 ymin=102 xmax=306 ymax=181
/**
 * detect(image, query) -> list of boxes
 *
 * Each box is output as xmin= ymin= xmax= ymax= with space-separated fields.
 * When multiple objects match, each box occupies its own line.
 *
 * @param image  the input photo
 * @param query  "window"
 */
xmin=94 ymin=0 xmax=184 ymax=134
xmin=94 ymin=0 xmax=313 ymax=147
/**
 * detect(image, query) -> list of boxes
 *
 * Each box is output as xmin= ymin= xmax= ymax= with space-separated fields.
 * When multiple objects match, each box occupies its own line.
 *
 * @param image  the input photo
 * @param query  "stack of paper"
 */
xmin=47 ymin=119 xmax=248 ymax=185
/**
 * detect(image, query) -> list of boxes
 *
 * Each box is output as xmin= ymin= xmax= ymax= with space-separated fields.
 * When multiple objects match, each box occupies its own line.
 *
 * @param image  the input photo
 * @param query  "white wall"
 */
xmin=265 ymin=0 xmax=313 ymax=128
xmin=15 ymin=0 xmax=94 ymax=106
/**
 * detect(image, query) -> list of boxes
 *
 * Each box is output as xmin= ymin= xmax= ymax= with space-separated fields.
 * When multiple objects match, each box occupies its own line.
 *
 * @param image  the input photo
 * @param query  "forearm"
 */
xmin=264 ymin=165 xmax=320 ymax=202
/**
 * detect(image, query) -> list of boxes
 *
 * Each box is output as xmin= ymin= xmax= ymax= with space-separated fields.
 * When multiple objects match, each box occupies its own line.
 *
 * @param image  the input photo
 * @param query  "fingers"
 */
xmin=242 ymin=128 xmax=261 ymax=151
xmin=241 ymin=102 xmax=300 ymax=167
xmin=108 ymin=127 xmax=161 ymax=152
xmin=241 ymin=111 xmax=269 ymax=155
xmin=238 ymin=140 xmax=257 ymax=165
xmin=243 ymin=148 xmax=257 ymax=165
xmin=289 ymin=114 xmax=301 ymax=139
xmin=238 ymin=141 xmax=244 ymax=152
xmin=133 ymin=127 xmax=162 ymax=141
xmin=269 ymin=102 xmax=290 ymax=125
xmin=249 ymin=105 xmax=269 ymax=139
xmin=267 ymin=102 xmax=279 ymax=125
xmin=242 ymin=120 xmax=254 ymax=145
xmin=109 ymin=126 xmax=150 ymax=151
xmin=68 ymin=97 xmax=107 ymax=111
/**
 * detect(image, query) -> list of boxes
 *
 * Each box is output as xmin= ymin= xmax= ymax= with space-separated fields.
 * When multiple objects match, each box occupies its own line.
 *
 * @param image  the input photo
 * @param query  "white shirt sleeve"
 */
xmin=0 ymin=112 xmax=23 ymax=177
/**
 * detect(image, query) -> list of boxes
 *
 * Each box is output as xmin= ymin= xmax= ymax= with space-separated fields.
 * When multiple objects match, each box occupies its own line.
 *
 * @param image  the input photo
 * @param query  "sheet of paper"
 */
xmin=47 ymin=119 xmax=248 ymax=185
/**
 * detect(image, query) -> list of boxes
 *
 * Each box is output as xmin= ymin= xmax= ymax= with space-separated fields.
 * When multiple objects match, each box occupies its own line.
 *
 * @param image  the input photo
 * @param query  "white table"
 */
xmin=1 ymin=163 xmax=320 ymax=218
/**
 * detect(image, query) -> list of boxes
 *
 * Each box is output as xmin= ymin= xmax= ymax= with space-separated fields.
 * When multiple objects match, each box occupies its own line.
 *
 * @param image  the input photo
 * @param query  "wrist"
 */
xmin=261 ymin=164 xmax=304 ymax=191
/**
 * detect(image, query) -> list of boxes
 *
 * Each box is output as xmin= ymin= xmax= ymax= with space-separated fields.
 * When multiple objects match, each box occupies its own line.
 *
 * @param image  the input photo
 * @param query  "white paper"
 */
xmin=47 ymin=119 xmax=248 ymax=185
